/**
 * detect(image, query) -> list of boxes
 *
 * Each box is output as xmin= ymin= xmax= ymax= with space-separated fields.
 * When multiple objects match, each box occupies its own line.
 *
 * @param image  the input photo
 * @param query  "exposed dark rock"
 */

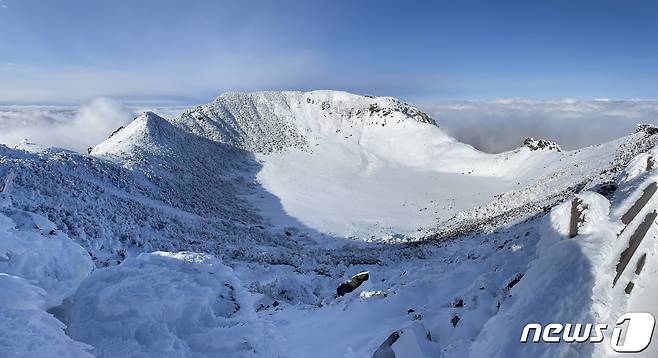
xmin=369 ymin=103 xmax=382 ymax=115
xmin=636 ymin=124 xmax=658 ymax=137
xmin=108 ymin=126 xmax=125 ymax=139
xmin=523 ymin=137 xmax=561 ymax=152
xmin=594 ymin=182 xmax=618 ymax=198
xmin=452 ymin=298 xmax=464 ymax=308
xmin=506 ymin=273 xmax=525 ymax=290
xmin=336 ymin=271 xmax=369 ymax=296
xmin=451 ymin=315 xmax=460 ymax=327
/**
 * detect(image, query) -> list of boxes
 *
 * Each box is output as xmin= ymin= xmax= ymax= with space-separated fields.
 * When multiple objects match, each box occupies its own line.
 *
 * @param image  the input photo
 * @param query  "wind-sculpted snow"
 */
xmin=68 ymin=252 xmax=277 ymax=358
xmin=0 ymin=209 xmax=93 ymax=308
xmin=0 ymin=208 xmax=94 ymax=357
xmin=0 ymin=274 xmax=93 ymax=358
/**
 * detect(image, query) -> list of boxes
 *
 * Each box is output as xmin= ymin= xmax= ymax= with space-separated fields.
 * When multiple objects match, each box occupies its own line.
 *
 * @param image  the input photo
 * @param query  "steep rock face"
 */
xmin=171 ymin=91 xmax=437 ymax=153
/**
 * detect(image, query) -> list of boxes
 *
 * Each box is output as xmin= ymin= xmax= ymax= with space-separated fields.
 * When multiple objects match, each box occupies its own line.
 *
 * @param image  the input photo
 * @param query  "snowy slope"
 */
xmin=160 ymin=91 xmax=656 ymax=238
xmin=2 ymin=90 xmax=658 ymax=357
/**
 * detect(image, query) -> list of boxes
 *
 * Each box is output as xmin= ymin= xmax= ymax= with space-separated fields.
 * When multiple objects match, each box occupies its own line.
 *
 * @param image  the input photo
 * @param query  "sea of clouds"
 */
xmin=422 ymin=99 xmax=658 ymax=153
xmin=0 ymin=99 xmax=189 ymax=153
xmin=1 ymin=98 xmax=658 ymax=154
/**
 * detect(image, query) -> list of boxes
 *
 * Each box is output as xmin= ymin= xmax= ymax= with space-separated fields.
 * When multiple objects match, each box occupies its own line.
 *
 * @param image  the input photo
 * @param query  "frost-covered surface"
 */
xmin=0 ymin=202 xmax=93 ymax=357
xmin=68 ymin=252 xmax=277 ymax=358
xmin=1 ymin=91 xmax=658 ymax=357
xmin=0 ymin=274 xmax=93 ymax=358
xmin=0 ymin=208 xmax=93 ymax=308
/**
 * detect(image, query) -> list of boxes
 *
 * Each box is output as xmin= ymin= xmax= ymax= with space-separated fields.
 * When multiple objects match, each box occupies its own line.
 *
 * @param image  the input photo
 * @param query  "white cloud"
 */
xmin=419 ymin=99 xmax=658 ymax=153
xmin=0 ymin=98 xmax=133 ymax=153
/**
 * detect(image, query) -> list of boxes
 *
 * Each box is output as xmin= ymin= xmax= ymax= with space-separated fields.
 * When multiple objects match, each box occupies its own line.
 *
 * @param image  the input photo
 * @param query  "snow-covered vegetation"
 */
xmin=1 ymin=90 xmax=658 ymax=357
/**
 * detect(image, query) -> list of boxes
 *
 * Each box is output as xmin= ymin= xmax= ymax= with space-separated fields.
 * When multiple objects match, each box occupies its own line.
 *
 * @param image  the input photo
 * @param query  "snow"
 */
xmin=0 ymin=274 xmax=93 ymax=358
xmin=68 ymin=252 xmax=277 ymax=358
xmin=0 ymin=208 xmax=94 ymax=357
xmin=0 ymin=209 xmax=93 ymax=308
xmin=2 ymin=90 xmax=658 ymax=357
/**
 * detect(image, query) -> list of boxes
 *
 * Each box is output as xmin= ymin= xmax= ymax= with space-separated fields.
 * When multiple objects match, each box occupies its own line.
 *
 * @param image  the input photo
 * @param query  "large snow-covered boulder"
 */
xmin=0 ymin=274 xmax=93 ymax=358
xmin=0 ymin=209 xmax=94 ymax=357
xmin=0 ymin=210 xmax=93 ymax=309
xmin=68 ymin=251 xmax=274 ymax=358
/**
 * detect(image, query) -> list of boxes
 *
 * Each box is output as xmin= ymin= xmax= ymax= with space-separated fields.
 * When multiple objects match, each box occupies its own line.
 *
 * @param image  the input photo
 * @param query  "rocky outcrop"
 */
xmin=522 ymin=137 xmax=561 ymax=152
xmin=636 ymin=123 xmax=658 ymax=137
xmin=336 ymin=271 xmax=369 ymax=296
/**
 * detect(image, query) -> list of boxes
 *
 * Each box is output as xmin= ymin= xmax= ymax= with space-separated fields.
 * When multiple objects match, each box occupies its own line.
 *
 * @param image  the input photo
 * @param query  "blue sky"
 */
xmin=1 ymin=0 xmax=657 ymax=103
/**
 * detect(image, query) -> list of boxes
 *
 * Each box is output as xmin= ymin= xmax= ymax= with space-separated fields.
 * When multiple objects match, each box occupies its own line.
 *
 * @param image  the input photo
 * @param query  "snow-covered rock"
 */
xmin=0 ymin=274 xmax=93 ymax=358
xmin=0 ymin=209 xmax=94 ymax=357
xmin=522 ymin=137 xmax=561 ymax=152
xmin=68 ymin=252 xmax=276 ymax=358
xmin=0 ymin=209 xmax=93 ymax=308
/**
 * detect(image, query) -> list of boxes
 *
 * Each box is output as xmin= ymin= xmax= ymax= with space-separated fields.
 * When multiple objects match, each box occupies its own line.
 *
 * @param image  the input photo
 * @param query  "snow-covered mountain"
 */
xmin=2 ymin=90 xmax=658 ymax=357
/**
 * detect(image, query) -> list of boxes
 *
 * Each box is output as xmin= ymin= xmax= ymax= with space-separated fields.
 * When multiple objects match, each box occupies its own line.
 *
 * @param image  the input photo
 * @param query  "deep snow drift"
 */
xmin=1 ymin=90 xmax=658 ymax=357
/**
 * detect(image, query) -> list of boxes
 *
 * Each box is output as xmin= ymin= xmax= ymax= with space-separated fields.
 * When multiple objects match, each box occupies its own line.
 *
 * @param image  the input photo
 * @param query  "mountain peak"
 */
xmin=90 ymin=111 xmax=176 ymax=159
xmin=135 ymin=111 xmax=169 ymax=132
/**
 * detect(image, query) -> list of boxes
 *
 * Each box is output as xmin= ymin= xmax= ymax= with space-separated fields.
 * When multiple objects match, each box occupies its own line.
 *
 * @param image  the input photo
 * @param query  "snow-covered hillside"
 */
xmin=2 ymin=90 xmax=658 ymax=357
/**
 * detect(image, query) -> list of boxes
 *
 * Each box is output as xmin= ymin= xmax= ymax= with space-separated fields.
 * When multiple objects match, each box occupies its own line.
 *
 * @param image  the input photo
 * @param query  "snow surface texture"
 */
xmin=0 ymin=197 xmax=94 ymax=357
xmin=1 ymin=90 xmax=658 ymax=357
xmin=68 ymin=252 xmax=277 ymax=358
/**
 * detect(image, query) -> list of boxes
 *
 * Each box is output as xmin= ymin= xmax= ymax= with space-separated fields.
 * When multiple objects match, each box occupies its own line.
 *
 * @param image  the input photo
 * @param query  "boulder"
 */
xmin=336 ymin=271 xmax=369 ymax=296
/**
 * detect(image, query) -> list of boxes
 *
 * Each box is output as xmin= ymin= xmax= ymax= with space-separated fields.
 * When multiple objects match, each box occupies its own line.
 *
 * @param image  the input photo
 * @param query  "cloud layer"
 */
xmin=421 ymin=99 xmax=658 ymax=153
xmin=0 ymin=98 xmax=133 ymax=153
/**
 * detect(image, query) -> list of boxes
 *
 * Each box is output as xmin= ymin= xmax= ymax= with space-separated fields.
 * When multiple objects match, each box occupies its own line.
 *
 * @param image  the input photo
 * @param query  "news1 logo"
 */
xmin=520 ymin=312 xmax=656 ymax=353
